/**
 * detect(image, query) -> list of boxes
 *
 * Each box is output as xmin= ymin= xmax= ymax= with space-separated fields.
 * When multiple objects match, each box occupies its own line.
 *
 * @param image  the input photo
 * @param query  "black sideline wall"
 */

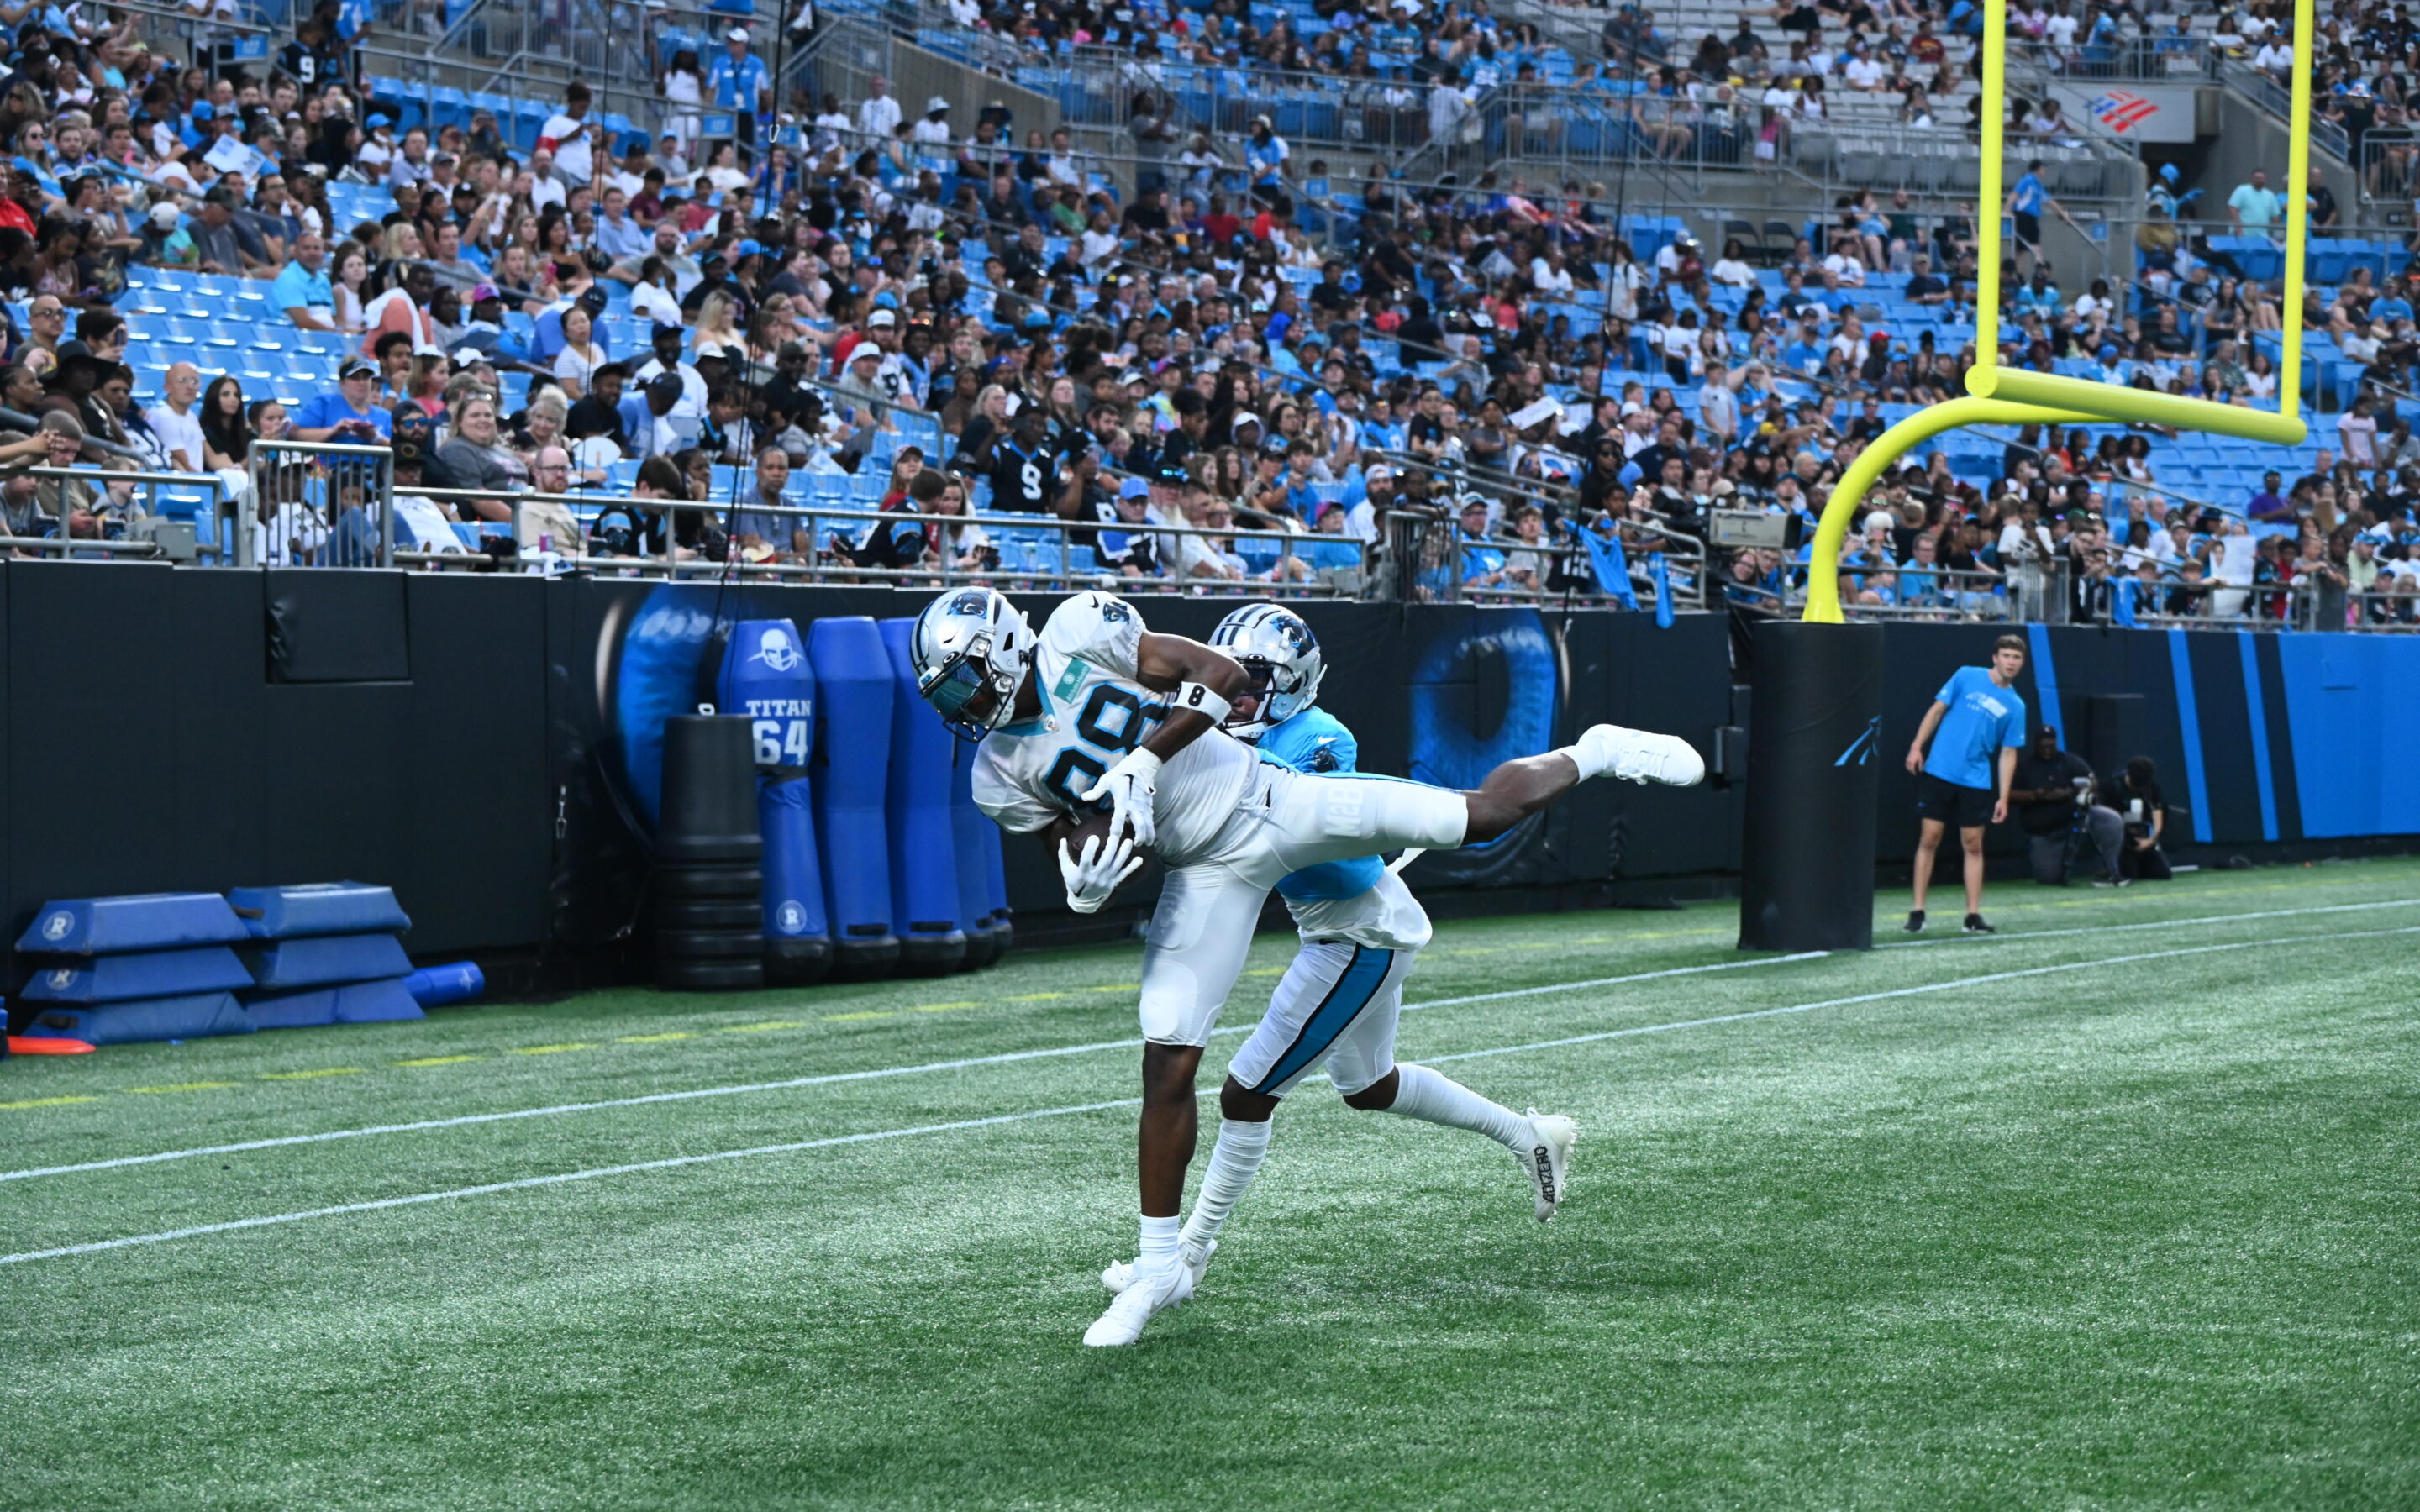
xmin=3 ymin=564 xmax=2411 ymax=988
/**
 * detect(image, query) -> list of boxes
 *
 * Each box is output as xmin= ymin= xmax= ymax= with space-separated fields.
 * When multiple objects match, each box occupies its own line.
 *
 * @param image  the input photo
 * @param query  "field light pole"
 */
xmin=1739 ymin=0 xmax=2313 ymax=952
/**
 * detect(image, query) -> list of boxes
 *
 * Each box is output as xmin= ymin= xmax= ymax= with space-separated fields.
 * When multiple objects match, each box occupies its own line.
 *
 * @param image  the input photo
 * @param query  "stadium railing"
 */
xmin=2344 ymin=588 xmax=2420 ymax=629
xmin=2003 ymin=32 xmax=2220 ymax=81
xmin=390 ymin=496 xmax=1374 ymax=596
xmin=1378 ymin=505 xmax=1706 ymax=610
xmin=2218 ymin=59 xmax=2351 ymax=164
xmin=0 ymin=466 xmax=228 ymax=564
xmin=1831 ymin=565 xmax=2040 ymax=623
xmin=241 ymin=439 xmax=397 ymax=570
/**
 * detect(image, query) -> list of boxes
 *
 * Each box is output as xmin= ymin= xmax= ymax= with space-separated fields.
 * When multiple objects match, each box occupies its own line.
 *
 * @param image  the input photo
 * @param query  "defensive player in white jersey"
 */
xmin=909 ymin=587 xmax=1704 ymax=1347
xmin=1097 ymin=601 xmax=1569 ymax=1317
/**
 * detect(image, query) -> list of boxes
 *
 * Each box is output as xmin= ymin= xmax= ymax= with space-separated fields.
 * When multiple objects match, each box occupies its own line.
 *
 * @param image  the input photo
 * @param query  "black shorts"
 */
xmin=2012 ymin=211 xmax=2043 ymax=248
xmin=1916 ymin=771 xmax=1994 ymax=828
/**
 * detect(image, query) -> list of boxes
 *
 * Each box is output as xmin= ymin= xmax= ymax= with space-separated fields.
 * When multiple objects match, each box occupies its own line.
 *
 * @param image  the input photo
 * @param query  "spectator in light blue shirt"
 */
xmin=2228 ymin=169 xmax=2283 ymax=234
xmin=707 ymin=29 xmax=771 ymax=142
xmin=1455 ymin=496 xmax=1507 ymax=585
xmin=2014 ymin=267 xmax=2064 ymax=319
xmin=270 ymin=231 xmax=336 ymax=332
xmin=291 ymin=355 xmax=394 ymax=444
xmin=1244 ymin=116 xmax=1290 ymax=198
xmin=592 ymin=186 xmax=651 ymax=261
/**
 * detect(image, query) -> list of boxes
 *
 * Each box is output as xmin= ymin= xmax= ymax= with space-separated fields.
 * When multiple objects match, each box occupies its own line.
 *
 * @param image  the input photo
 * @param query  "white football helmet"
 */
xmin=910 ymin=587 xmax=1034 ymax=742
xmin=1207 ymin=601 xmax=1324 ymax=740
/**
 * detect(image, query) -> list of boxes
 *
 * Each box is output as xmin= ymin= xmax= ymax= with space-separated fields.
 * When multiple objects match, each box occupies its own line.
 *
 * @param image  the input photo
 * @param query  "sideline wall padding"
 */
xmin=0 ymin=563 xmax=546 ymax=958
xmin=2276 ymin=633 xmax=2420 ymax=837
xmin=6 ymin=561 xmax=2414 ymax=987
xmin=266 ymin=569 xmax=409 ymax=682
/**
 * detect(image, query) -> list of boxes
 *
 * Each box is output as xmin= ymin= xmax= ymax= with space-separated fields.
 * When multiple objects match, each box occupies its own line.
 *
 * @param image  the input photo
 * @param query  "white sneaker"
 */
xmin=1577 ymin=724 xmax=1706 ymax=787
xmin=1513 ymin=1111 xmax=1578 ymax=1221
xmin=1081 ymin=1256 xmax=1196 ymax=1347
xmin=1101 ymin=1238 xmax=1216 ymax=1294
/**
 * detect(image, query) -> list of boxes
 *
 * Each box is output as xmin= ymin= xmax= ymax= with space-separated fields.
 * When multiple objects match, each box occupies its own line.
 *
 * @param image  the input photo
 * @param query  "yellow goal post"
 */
xmin=1799 ymin=0 xmax=2314 ymax=622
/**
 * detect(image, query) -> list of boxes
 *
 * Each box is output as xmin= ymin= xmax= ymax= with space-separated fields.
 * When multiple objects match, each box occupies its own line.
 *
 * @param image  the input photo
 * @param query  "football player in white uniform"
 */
xmin=1099 ymin=602 xmax=1574 ymax=1312
xmin=909 ymin=587 xmax=1704 ymax=1347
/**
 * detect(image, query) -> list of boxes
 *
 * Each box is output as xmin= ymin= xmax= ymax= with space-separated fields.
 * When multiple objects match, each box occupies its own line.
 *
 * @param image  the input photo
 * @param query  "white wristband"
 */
xmin=1172 ymin=680 xmax=1234 ymax=725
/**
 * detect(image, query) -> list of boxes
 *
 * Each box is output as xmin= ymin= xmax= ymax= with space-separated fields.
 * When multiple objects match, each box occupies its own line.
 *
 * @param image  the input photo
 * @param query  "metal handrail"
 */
xmin=397 ymin=494 xmax=1374 ymax=592
xmin=111 ymin=0 xmax=274 ymax=35
xmin=0 ymin=534 xmax=166 ymax=555
xmin=17 ymin=462 xmax=224 ymax=487
xmin=2218 ymin=60 xmax=2351 ymax=165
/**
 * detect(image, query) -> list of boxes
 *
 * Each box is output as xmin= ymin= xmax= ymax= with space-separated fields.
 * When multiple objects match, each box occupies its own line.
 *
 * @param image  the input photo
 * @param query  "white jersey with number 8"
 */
xmin=971 ymin=591 xmax=1258 ymax=867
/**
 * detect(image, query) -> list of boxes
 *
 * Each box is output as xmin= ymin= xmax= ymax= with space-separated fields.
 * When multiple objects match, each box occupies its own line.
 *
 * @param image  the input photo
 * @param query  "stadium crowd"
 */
xmin=0 ymin=0 xmax=2409 ymax=626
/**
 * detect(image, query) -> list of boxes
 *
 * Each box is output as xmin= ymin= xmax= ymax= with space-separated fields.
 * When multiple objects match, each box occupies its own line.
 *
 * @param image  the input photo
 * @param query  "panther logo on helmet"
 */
xmin=1208 ymin=601 xmax=1326 ymax=740
xmin=911 ymin=586 xmax=1035 ymax=743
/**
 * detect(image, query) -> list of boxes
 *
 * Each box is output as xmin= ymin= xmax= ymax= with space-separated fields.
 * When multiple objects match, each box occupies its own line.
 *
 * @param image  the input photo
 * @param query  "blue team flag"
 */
xmin=1649 ymin=553 xmax=1675 ymax=627
xmin=1577 ymin=525 xmax=1639 ymax=610
xmin=2112 ymin=575 xmax=2139 ymax=627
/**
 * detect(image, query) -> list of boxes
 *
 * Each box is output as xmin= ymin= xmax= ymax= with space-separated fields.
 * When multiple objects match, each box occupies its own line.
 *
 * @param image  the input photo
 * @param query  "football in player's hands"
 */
xmin=1047 ymin=808 xmax=1124 ymax=857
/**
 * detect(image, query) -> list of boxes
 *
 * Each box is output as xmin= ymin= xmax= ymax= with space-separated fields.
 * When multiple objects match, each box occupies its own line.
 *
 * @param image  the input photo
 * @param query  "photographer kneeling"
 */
xmin=2008 ymin=726 xmax=2127 ymax=886
xmin=2113 ymin=756 xmax=2173 ymax=880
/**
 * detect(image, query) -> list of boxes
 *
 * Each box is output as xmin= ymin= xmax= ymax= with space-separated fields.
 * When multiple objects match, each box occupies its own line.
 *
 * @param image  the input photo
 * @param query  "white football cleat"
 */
xmin=1576 ymin=724 xmax=1705 ymax=787
xmin=1081 ymin=1256 xmax=1196 ymax=1347
xmin=1514 ymin=1111 xmax=1578 ymax=1221
xmin=1101 ymin=1238 xmax=1216 ymax=1294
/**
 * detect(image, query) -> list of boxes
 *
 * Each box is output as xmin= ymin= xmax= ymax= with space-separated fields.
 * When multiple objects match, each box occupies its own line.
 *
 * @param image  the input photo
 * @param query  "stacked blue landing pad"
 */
xmin=229 ymin=883 xmax=424 ymax=1029
xmin=11 ymin=884 xmax=446 ymax=1045
xmin=13 ymin=893 xmax=258 ymax=1045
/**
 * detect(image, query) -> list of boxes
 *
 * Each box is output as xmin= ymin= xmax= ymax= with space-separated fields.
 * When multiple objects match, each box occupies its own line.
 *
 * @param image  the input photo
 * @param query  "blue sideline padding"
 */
xmin=19 ymin=945 xmax=255 ymax=1003
xmin=334 ymin=977 xmax=425 ymax=1023
xmin=949 ymin=713 xmax=999 ymax=964
xmin=245 ymin=977 xmax=426 ymax=1028
xmin=243 ymin=984 xmax=340 ymax=1030
xmin=405 ymin=962 xmax=486 ymax=1006
xmin=880 ymin=617 xmax=968 ymax=969
xmin=980 ymin=811 xmax=1011 ymax=947
xmin=716 ymin=618 xmax=830 ymax=959
xmin=227 ymin=881 xmax=413 ymax=939
xmin=715 ymin=618 xmax=816 ymax=769
xmin=806 ymin=616 xmax=898 ymax=968
xmin=20 ymin=991 xmax=256 ymax=1045
xmin=14 ymin=892 xmax=250 ymax=955
xmin=243 ymin=932 xmax=414 ymax=990
xmin=760 ymin=774 xmax=831 ymax=946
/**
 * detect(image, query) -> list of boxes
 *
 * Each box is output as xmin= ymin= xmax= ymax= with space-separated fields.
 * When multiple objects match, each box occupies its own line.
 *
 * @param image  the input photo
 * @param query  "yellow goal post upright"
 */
xmin=1800 ymin=0 xmax=2315 ymax=622
xmin=1739 ymin=0 xmax=2313 ymax=953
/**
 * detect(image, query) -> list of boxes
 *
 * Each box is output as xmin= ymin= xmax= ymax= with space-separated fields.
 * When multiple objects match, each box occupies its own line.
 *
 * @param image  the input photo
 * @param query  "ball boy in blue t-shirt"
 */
xmin=1902 ymin=634 xmax=2028 ymax=934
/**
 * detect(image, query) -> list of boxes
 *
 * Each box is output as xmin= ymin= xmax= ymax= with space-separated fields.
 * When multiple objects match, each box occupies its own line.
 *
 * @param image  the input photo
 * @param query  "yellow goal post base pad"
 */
xmin=1800 ymin=0 xmax=2315 ymax=624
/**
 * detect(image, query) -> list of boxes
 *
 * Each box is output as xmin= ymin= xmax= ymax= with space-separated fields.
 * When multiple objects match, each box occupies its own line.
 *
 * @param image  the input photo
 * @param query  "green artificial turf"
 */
xmin=3 ymin=860 xmax=2417 ymax=1510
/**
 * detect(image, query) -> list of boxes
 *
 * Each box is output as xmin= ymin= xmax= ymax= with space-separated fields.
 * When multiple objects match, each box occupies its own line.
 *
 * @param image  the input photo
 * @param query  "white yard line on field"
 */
xmin=8 ymin=923 xmax=2410 ymax=1268
xmin=1881 ymin=896 xmax=2420 ymax=949
xmin=0 ymin=953 xmax=1827 ymax=1184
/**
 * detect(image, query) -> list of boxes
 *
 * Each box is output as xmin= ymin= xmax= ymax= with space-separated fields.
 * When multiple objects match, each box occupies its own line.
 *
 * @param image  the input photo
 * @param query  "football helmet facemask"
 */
xmin=910 ymin=587 xmax=1035 ymax=742
xmin=1207 ymin=601 xmax=1325 ymax=740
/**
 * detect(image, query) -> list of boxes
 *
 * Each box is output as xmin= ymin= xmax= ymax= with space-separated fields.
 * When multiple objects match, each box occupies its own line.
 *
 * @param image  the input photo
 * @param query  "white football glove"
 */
xmin=1079 ymin=748 xmax=1163 ymax=848
xmin=1059 ymin=832 xmax=1145 ymax=914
